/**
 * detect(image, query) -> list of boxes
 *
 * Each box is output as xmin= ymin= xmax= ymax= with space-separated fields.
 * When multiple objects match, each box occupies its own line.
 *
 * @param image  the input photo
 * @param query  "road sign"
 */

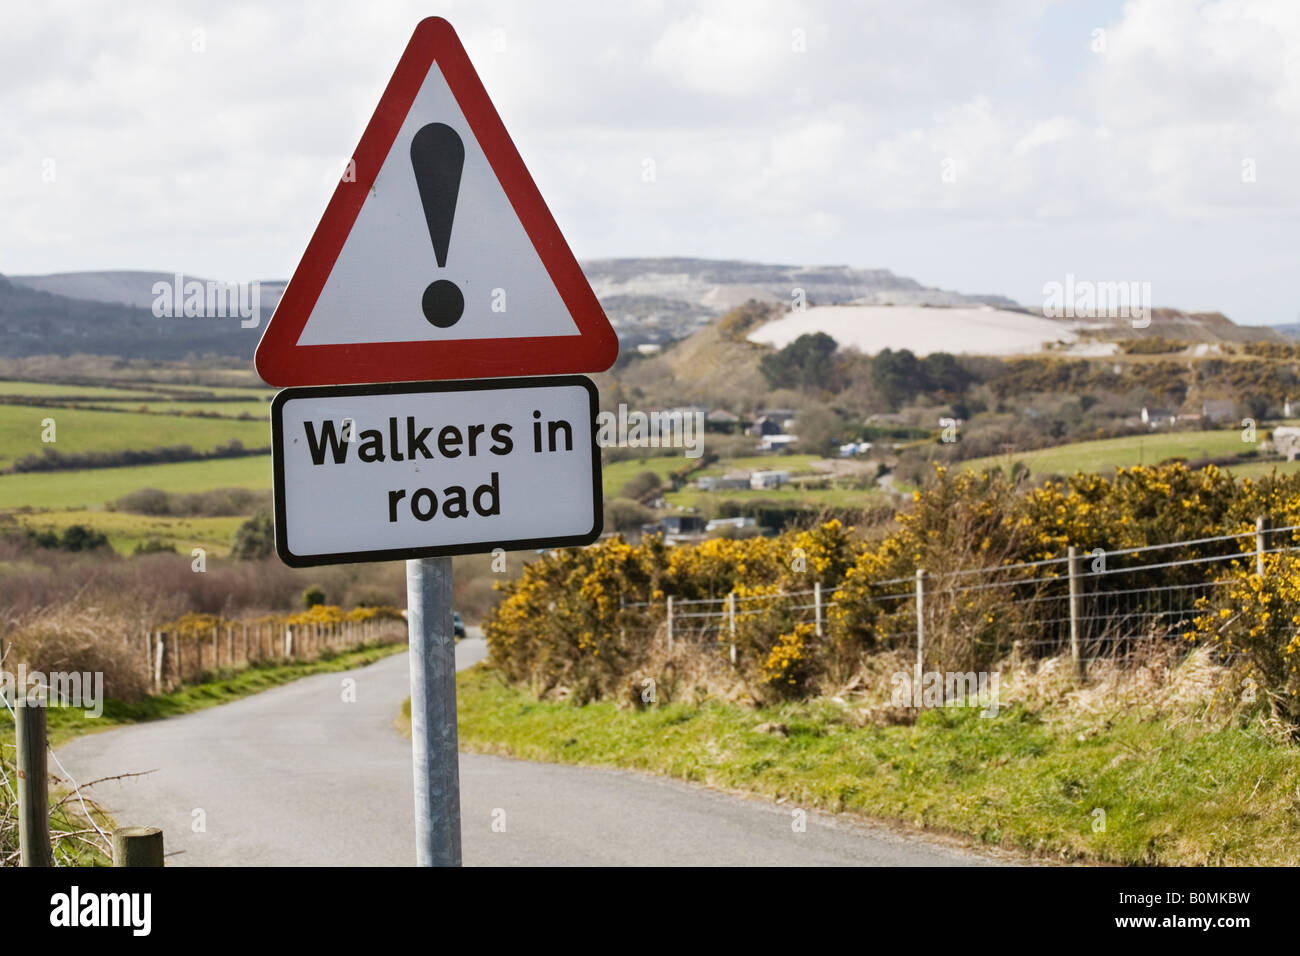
xmin=271 ymin=376 xmax=601 ymax=567
xmin=255 ymin=16 xmax=618 ymax=387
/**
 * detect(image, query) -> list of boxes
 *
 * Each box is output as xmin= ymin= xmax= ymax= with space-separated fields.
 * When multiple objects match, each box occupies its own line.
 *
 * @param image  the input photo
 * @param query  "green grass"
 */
xmin=602 ymin=455 xmax=700 ymax=497
xmin=15 ymin=510 xmax=247 ymax=556
xmin=0 ymin=404 xmax=269 ymax=470
xmin=0 ymin=641 xmax=409 ymax=749
xmin=456 ymin=665 xmax=1300 ymax=866
xmin=961 ymin=430 xmax=1252 ymax=478
xmin=0 ymin=455 xmax=271 ymax=510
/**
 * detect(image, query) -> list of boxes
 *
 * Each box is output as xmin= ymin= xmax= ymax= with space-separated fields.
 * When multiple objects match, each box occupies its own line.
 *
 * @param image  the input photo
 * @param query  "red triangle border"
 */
xmin=255 ymin=17 xmax=618 ymax=387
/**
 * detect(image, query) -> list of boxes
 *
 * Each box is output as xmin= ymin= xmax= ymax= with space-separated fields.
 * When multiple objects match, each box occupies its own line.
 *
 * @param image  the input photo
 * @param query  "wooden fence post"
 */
xmin=666 ymin=596 xmax=674 ymax=652
xmin=153 ymin=632 xmax=164 ymax=693
xmin=16 ymin=694 xmax=52 ymax=867
xmin=112 ymin=826 xmax=164 ymax=867
xmin=1068 ymin=545 xmax=1085 ymax=682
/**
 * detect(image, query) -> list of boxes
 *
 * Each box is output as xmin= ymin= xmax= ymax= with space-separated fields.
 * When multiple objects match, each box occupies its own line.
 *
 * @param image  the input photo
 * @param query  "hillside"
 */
xmin=0 ymin=275 xmax=260 ymax=360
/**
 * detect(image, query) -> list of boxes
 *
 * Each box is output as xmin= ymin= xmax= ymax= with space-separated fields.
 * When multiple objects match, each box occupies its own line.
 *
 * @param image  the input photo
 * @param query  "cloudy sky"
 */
xmin=3 ymin=0 xmax=1299 ymax=323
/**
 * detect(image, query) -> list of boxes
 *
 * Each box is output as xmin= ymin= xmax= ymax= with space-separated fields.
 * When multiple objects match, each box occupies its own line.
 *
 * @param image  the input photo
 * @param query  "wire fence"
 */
xmin=615 ymin=517 xmax=1291 ymax=676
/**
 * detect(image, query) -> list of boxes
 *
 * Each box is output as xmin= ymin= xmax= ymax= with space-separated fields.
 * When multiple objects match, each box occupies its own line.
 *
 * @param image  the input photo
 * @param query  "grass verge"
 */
xmin=454 ymin=664 xmax=1300 ymax=866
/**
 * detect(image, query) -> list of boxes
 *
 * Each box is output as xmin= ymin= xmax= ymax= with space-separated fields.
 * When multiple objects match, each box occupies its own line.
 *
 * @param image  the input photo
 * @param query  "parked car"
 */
xmin=453 ymin=611 xmax=465 ymax=640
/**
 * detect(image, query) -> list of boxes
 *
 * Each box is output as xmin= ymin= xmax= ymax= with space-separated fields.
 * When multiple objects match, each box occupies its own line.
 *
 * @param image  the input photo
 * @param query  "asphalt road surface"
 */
xmin=58 ymin=632 xmax=999 ymax=866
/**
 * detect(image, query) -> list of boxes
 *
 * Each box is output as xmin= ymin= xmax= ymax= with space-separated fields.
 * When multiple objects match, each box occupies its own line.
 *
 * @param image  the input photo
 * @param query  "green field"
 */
xmin=0 ymin=455 xmax=272 ymax=510
xmin=15 ymin=509 xmax=248 ymax=556
xmin=960 ymin=430 xmax=1253 ymax=478
xmin=602 ymin=454 xmax=700 ymax=497
xmin=0 ymin=404 xmax=270 ymax=470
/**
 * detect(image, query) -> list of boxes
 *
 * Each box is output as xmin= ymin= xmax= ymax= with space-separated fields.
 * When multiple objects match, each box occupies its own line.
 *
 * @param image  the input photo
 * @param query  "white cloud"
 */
xmin=2 ymin=0 xmax=1299 ymax=323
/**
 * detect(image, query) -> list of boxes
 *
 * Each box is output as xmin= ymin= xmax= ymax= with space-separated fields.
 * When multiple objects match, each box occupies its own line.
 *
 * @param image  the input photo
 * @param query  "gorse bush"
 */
xmin=486 ymin=463 xmax=1300 ymax=716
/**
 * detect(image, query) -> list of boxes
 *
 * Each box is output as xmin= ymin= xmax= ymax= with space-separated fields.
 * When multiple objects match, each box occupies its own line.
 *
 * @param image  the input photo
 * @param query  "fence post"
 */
xmin=285 ymin=626 xmax=293 ymax=658
xmin=112 ymin=826 xmax=164 ymax=867
xmin=211 ymin=625 xmax=218 ymax=670
xmin=914 ymin=569 xmax=926 ymax=705
xmin=666 ymin=596 xmax=674 ymax=652
xmin=728 ymin=592 xmax=737 ymax=665
xmin=814 ymin=582 xmax=823 ymax=638
xmin=171 ymin=632 xmax=181 ymax=688
xmin=1068 ymin=545 xmax=1086 ymax=682
xmin=16 ymin=694 xmax=52 ymax=867
xmin=153 ymin=632 xmax=164 ymax=693
xmin=1256 ymin=515 xmax=1266 ymax=578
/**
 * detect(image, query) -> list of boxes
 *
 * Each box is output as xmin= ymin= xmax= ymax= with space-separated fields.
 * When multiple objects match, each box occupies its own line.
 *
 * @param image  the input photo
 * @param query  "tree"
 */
xmin=231 ymin=512 xmax=275 ymax=560
xmin=60 ymin=524 xmax=109 ymax=552
xmin=759 ymin=333 xmax=840 ymax=391
xmin=604 ymin=498 xmax=655 ymax=531
xmin=794 ymin=404 xmax=843 ymax=456
xmin=303 ymin=585 xmax=326 ymax=609
xmin=621 ymin=470 xmax=663 ymax=502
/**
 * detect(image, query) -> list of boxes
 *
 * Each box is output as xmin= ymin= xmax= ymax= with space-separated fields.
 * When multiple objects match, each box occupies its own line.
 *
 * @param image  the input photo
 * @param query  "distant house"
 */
xmin=706 ymin=408 xmax=742 ymax=434
xmin=750 ymin=470 xmax=791 ymax=490
xmin=749 ymin=416 xmax=784 ymax=437
xmin=838 ymin=441 xmax=873 ymax=457
xmin=759 ymin=434 xmax=799 ymax=453
xmin=645 ymin=515 xmax=706 ymax=538
xmin=1141 ymin=407 xmax=1176 ymax=428
xmin=1273 ymin=426 xmax=1300 ymax=461
xmin=697 ymin=475 xmax=750 ymax=492
xmin=760 ymin=408 xmax=796 ymax=426
xmin=706 ymin=516 xmax=756 ymax=532
xmin=1202 ymin=399 xmax=1237 ymax=424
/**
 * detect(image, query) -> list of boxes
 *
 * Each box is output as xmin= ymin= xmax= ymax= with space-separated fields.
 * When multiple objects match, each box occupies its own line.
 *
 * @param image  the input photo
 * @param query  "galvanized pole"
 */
xmin=1256 ymin=515 xmax=1266 ymax=578
xmin=1068 ymin=545 xmax=1085 ymax=682
xmin=406 ymin=556 xmax=462 ymax=867
xmin=813 ymin=582 xmax=823 ymax=638
xmin=728 ymin=592 xmax=737 ymax=664
xmin=914 ymin=569 xmax=926 ymax=704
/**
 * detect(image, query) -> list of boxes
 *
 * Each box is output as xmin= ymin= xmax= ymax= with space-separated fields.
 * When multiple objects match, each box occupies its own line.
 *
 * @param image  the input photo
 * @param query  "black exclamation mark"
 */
xmin=410 ymin=123 xmax=465 ymax=328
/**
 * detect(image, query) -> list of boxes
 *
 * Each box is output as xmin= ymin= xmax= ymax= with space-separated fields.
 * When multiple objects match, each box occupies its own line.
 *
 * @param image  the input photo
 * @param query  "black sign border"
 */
xmin=271 ymin=375 xmax=604 ymax=567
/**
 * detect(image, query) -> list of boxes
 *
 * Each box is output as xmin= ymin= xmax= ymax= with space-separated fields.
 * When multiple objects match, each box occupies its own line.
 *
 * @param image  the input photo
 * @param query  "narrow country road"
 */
xmin=58 ymin=632 xmax=999 ymax=866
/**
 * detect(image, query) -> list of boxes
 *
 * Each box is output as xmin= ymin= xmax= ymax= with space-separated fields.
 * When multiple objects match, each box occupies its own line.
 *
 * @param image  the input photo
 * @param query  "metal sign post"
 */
xmin=406 ymin=556 xmax=461 ymax=866
xmin=256 ymin=17 xmax=618 ymax=869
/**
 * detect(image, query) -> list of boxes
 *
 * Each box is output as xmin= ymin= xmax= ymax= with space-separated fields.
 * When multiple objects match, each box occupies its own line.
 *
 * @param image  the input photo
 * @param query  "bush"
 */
xmin=303 ymin=585 xmax=326 ymax=609
xmin=231 ymin=512 xmax=275 ymax=560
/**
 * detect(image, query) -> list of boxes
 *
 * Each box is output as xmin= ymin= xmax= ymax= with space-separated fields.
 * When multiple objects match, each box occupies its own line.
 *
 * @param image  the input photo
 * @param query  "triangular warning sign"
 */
xmin=256 ymin=17 xmax=618 ymax=387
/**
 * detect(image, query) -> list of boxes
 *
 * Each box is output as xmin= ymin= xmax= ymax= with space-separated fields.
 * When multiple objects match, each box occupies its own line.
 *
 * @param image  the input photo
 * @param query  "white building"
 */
xmin=750 ymin=470 xmax=791 ymax=490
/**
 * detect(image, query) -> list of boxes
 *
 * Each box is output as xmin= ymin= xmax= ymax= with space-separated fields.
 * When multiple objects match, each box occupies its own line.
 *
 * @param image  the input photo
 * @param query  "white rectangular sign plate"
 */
xmin=271 ymin=376 xmax=602 ymax=567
